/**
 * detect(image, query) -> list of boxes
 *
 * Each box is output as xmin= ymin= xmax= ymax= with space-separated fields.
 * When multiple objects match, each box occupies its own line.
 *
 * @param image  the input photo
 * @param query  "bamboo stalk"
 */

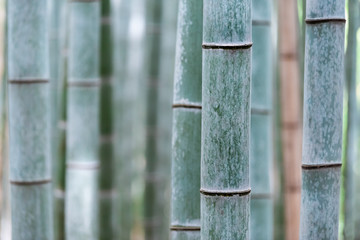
xmin=250 ymin=0 xmax=273 ymax=238
xmin=278 ymin=0 xmax=302 ymax=238
xmin=99 ymin=0 xmax=115 ymax=239
xmin=300 ymin=0 xmax=345 ymax=239
xmin=171 ymin=0 xmax=202 ymax=239
xmin=65 ymin=1 xmax=100 ymax=239
xmin=112 ymin=0 xmax=132 ymax=238
xmin=201 ymin=0 xmax=251 ymax=238
xmin=8 ymin=0 xmax=53 ymax=239
xmin=341 ymin=0 xmax=359 ymax=239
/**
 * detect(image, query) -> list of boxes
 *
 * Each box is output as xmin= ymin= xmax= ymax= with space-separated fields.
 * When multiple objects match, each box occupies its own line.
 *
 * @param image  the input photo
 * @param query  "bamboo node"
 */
xmin=10 ymin=179 xmax=52 ymax=186
xmin=172 ymin=103 xmax=202 ymax=109
xmin=252 ymin=20 xmax=271 ymax=26
xmin=200 ymin=188 xmax=251 ymax=197
xmin=170 ymin=226 xmax=201 ymax=231
xmin=67 ymin=79 xmax=101 ymax=87
xmin=302 ymin=163 xmax=342 ymax=169
xmin=305 ymin=18 xmax=346 ymax=24
xmin=9 ymin=78 xmax=49 ymax=84
xmin=202 ymin=42 xmax=253 ymax=50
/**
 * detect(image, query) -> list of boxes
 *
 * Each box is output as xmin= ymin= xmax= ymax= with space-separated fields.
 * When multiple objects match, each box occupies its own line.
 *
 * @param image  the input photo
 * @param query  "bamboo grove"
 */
xmin=3 ymin=0 xmax=360 ymax=239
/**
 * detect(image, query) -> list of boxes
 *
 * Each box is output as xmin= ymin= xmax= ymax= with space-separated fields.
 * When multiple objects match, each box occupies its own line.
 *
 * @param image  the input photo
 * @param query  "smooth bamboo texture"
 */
xmin=65 ymin=1 xmax=100 ymax=239
xmin=300 ymin=0 xmax=345 ymax=239
xmin=171 ymin=0 xmax=202 ymax=239
xmin=8 ymin=0 xmax=53 ymax=239
xmin=201 ymin=0 xmax=251 ymax=238
xmin=278 ymin=0 xmax=302 ymax=238
xmin=250 ymin=0 xmax=273 ymax=238
xmin=144 ymin=0 xmax=167 ymax=238
xmin=341 ymin=1 xmax=359 ymax=239
xmin=112 ymin=0 xmax=132 ymax=238
xmin=99 ymin=0 xmax=115 ymax=239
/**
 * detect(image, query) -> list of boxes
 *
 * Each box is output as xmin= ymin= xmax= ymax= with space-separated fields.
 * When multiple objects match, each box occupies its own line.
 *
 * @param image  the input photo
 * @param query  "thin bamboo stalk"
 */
xmin=8 ymin=0 xmax=53 ymax=239
xmin=201 ymin=0 xmax=251 ymax=238
xmin=143 ymin=0 xmax=166 ymax=238
xmin=112 ymin=0 xmax=132 ymax=238
xmin=278 ymin=0 xmax=302 ymax=238
xmin=99 ymin=0 xmax=115 ymax=239
xmin=171 ymin=0 xmax=202 ymax=239
xmin=250 ymin=0 xmax=273 ymax=238
xmin=341 ymin=0 xmax=359 ymax=239
xmin=300 ymin=0 xmax=345 ymax=239
xmin=65 ymin=1 xmax=100 ymax=239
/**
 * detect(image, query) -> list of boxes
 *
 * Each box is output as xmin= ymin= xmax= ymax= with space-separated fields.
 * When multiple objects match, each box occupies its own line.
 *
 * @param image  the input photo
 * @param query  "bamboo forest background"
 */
xmin=0 ymin=0 xmax=357 ymax=239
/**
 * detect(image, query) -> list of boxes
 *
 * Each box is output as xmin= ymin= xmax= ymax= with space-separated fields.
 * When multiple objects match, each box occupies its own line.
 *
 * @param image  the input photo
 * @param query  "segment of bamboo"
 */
xmin=8 ymin=0 xmax=53 ymax=239
xmin=300 ymin=1 xmax=345 ymax=239
xmin=171 ymin=0 xmax=202 ymax=238
xmin=65 ymin=1 xmax=100 ymax=239
xmin=112 ymin=0 xmax=132 ymax=238
xmin=201 ymin=0 xmax=251 ymax=238
xmin=99 ymin=0 xmax=115 ymax=239
xmin=341 ymin=0 xmax=359 ymax=239
xmin=278 ymin=0 xmax=302 ymax=238
xmin=143 ymin=0 xmax=167 ymax=238
xmin=250 ymin=0 xmax=273 ymax=238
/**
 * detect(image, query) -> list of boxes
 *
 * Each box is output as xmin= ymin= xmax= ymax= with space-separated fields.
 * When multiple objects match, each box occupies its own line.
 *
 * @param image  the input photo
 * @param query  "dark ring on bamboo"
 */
xmin=10 ymin=179 xmax=52 ymax=186
xmin=172 ymin=104 xmax=202 ymax=109
xmin=302 ymin=163 xmax=342 ymax=169
xmin=67 ymin=162 xmax=100 ymax=170
xmin=280 ymin=53 xmax=298 ymax=60
xmin=202 ymin=42 xmax=253 ymax=50
xmin=200 ymin=188 xmax=251 ymax=197
xmin=251 ymin=108 xmax=271 ymax=115
xmin=67 ymin=81 xmax=101 ymax=87
xmin=252 ymin=20 xmax=271 ymax=26
xmin=251 ymin=193 xmax=272 ymax=199
xmin=305 ymin=18 xmax=346 ymax=24
xmin=70 ymin=0 xmax=100 ymax=2
xmin=170 ymin=226 xmax=201 ymax=231
xmin=9 ymin=79 xmax=49 ymax=84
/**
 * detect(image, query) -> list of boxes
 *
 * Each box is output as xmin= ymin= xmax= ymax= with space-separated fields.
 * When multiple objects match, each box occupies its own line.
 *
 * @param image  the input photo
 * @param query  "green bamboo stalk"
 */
xmin=201 ymin=0 xmax=251 ymax=238
xmin=250 ymin=0 xmax=273 ymax=238
xmin=8 ymin=0 xmax=53 ymax=239
xmin=171 ymin=0 xmax=202 ymax=239
xmin=99 ymin=0 xmax=115 ymax=239
xmin=341 ymin=0 xmax=359 ymax=239
xmin=65 ymin=1 xmax=100 ymax=239
xmin=143 ymin=0 xmax=165 ymax=238
xmin=112 ymin=0 xmax=132 ymax=238
xmin=300 ymin=1 xmax=345 ymax=239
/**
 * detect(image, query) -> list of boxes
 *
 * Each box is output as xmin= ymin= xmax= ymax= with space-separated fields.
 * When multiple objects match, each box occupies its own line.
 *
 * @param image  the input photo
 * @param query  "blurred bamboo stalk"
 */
xmin=278 ymin=0 xmax=302 ymax=238
xmin=341 ymin=0 xmax=359 ymax=239
xmin=65 ymin=1 xmax=100 ymax=239
xmin=250 ymin=0 xmax=274 ymax=238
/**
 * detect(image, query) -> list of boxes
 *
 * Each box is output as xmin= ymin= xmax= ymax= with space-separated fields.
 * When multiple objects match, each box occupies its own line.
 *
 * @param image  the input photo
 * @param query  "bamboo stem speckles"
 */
xmin=201 ymin=0 xmax=251 ymax=239
xmin=300 ymin=0 xmax=345 ymax=239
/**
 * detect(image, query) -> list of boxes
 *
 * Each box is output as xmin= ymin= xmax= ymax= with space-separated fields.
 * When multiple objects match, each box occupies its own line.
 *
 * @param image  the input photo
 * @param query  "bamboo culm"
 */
xmin=171 ymin=0 xmax=202 ymax=239
xmin=250 ymin=0 xmax=273 ymax=238
xmin=65 ymin=1 xmax=100 ymax=239
xmin=342 ymin=0 xmax=359 ymax=238
xmin=8 ymin=0 xmax=53 ymax=239
xmin=99 ymin=0 xmax=115 ymax=239
xmin=201 ymin=0 xmax=251 ymax=238
xmin=300 ymin=0 xmax=345 ymax=239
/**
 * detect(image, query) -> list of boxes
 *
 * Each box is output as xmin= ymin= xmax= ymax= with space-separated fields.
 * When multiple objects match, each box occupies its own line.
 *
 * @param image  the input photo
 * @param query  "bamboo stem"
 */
xmin=300 ymin=0 xmax=345 ymax=239
xmin=171 ymin=0 xmax=202 ymax=239
xmin=65 ymin=1 xmax=100 ymax=239
xmin=201 ymin=0 xmax=251 ymax=238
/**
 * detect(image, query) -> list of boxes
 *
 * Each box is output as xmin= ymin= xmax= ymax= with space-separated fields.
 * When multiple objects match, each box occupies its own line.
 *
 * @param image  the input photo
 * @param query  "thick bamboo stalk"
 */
xmin=8 ymin=0 xmax=53 ymax=239
xmin=65 ymin=1 xmax=100 ymax=239
xmin=278 ymin=0 xmax=302 ymax=238
xmin=112 ymin=0 xmax=132 ymax=238
xmin=300 ymin=1 xmax=345 ymax=239
xmin=341 ymin=0 xmax=358 ymax=239
xmin=250 ymin=0 xmax=273 ymax=238
xmin=201 ymin=0 xmax=251 ymax=238
xmin=143 ymin=0 xmax=166 ymax=238
xmin=99 ymin=0 xmax=115 ymax=239
xmin=171 ymin=0 xmax=202 ymax=239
